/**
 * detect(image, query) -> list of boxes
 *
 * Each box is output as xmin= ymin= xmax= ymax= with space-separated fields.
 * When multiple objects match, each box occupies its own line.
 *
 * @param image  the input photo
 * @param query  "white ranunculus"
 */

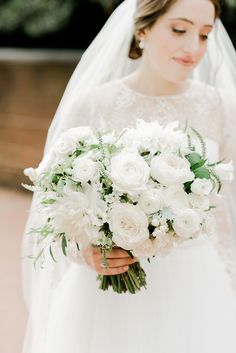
xmin=109 ymin=151 xmax=150 ymax=195
xmin=138 ymin=189 xmax=164 ymax=214
xmin=72 ymin=156 xmax=98 ymax=183
xmin=188 ymin=194 xmax=210 ymax=210
xmin=164 ymin=186 xmax=189 ymax=211
xmin=190 ymin=178 xmax=213 ymax=195
xmin=109 ymin=203 xmax=149 ymax=250
xmin=151 ymin=154 xmax=194 ymax=186
xmin=214 ymin=161 xmax=234 ymax=182
xmin=173 ymin=209 xmax=201 ymax=239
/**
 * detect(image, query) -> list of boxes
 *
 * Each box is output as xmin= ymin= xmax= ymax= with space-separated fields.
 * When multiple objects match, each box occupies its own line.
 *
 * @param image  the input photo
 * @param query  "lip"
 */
xmin=173 ymin=57 xmax=195 ymax=67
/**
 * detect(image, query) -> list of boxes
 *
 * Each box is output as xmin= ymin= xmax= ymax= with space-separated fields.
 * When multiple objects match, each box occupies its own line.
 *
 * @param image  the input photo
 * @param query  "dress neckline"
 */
xmin=117 ymin=78 xmax=194 ymax=100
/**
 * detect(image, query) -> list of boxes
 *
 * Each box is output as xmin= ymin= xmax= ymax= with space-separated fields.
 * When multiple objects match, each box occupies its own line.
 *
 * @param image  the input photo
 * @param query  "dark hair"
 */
xmin=129 ymin=0 xmax=222 ymax=59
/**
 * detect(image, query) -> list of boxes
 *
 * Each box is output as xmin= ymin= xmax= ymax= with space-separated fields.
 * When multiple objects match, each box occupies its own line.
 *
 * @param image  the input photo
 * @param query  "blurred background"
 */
xmin=0 ymin=1 xmax=236 ymax=352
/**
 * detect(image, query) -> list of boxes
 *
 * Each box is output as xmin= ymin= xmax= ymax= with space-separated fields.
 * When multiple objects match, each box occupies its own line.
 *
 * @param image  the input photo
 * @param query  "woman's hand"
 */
xmin=82 ymin=245 xmax=139 ymax=275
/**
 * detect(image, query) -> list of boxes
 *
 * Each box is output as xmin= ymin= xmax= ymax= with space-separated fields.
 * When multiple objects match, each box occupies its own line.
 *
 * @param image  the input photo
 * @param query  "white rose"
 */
xmin=151 ymin=154 xmax=194 ymax=186
xmin=109 ymin=151 xmax=150 ymax=195
xmin=191 ymin=178 xmax=213 ymax=195
xmin=138 ymin=189 xmax=164 ymax=214
xmin=214 ymin=161 xmax=234 ymax=182
xmin=72 ymin=156 xmax=98 ymax=183
xmin=52 ymin=127 xmax=96 ymax=155
xmin=188 ymin=193 xmax=210 ymax=210
xmin=109 ymin=203 xmax=149 ymax=250
xmin=173 ymin=209 xmax=201 ymax=239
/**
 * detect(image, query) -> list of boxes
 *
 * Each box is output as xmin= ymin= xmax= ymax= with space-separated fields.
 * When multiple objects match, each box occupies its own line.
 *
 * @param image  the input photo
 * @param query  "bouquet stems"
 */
xmin=97 ymin=261 xmax=147 ymax=294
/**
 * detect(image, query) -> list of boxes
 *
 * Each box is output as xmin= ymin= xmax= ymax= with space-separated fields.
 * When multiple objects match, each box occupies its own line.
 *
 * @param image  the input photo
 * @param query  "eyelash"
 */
xmin=172 ymin=28 xmax=209 ymax=41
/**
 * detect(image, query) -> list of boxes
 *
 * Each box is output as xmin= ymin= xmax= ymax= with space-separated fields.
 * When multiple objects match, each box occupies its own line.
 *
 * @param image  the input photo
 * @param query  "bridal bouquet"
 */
xmin=23 ymin=120 xmax=234 ymax=294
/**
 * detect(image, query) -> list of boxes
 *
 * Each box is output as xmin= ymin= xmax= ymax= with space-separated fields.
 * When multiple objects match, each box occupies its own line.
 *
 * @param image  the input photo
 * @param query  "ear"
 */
xmin=136 ymin=28 xmax=147 ymax=41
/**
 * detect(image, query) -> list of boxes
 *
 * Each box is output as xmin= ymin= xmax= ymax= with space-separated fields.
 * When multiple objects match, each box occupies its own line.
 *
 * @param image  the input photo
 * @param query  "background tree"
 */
xmin=0 ymin=0 xmax=235 ymax=48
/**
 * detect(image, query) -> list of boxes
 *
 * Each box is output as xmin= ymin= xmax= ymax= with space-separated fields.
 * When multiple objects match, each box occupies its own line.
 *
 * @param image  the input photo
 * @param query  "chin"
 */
xmin=165 ymin=73 xmax=191 ymax=84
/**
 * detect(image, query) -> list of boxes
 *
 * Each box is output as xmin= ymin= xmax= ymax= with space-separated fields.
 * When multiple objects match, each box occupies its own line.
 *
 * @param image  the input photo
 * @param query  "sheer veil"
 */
xmin=22 ymin=0 xmax=236 ymax=351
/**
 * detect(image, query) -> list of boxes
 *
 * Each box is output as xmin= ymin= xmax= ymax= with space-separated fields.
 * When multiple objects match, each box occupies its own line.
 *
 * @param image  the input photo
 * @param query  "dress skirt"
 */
xmin=39 ymin=235 xmax=236 ymax=353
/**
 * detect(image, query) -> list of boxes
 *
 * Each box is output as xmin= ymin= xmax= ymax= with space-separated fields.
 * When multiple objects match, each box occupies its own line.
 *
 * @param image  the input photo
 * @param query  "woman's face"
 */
xmin=140 ymin=0 xmax=215 ymax=82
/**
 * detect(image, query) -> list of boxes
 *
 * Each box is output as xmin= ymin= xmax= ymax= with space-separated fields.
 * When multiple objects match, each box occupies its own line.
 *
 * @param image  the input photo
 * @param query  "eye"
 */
xmin=200 ymin=34 xmax=209 ymax=41
xmin=172 ymin=28 xmax=186 ymax=34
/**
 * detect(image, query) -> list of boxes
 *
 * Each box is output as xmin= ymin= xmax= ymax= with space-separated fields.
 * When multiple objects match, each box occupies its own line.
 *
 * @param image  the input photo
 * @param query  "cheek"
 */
xmin=149 ymin=30 xmax=177 ymax=62
xmin=196 ymin=44 xmax=208 ymax=63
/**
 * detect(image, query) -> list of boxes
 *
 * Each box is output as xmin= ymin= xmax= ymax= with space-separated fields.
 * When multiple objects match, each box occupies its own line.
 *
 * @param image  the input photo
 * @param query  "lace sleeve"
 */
xmin=211 ymin=90 xmax=236 ymax=294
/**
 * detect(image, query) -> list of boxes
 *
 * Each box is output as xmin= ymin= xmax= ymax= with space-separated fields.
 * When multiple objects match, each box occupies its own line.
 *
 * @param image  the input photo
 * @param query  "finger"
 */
xmin=97 ymin=266 xmax=129 ymax=275
xmin=106 ymin=249 xmax=133 ymax=259
xmin=104 ymin=257 xmax=138 ymax=268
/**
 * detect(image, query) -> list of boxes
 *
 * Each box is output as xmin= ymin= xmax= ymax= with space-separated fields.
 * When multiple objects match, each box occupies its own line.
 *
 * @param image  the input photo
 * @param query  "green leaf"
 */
xmin=52 ymin=175 xmax=60 ymax=183
xmin=184 ymin=181 xmax=192 ymax=194
xmin=41 ymin=198 xmax=56 ymax=205
xmin=191 ymin=159 xmax=206 ymax=170
xmin=186 ymin=152 xmax=202 ymax=166
xmin=193 ymin=167 xmax=211 ymax=179
xmin=49 ymin=245 xmax=57 ymax=263
xmin=61 ymin=235 xmax=67 ymax=256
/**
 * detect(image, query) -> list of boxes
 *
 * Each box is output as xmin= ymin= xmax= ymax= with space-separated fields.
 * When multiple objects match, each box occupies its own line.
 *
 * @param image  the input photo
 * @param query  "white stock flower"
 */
xmin=131 ymin=238 xmax=157 ymax=258
xmin=190 ymin=178 xmax=213 ymax=195
xmin=173 ymin=209 xmax=201 ymax=239
xmin=24 ymin=167 xmax=39 ymax=183
xmin=109 ymin=203 xmax=149 ymax=250
xmin=151 ymin=154 xmax=194 ymax=186
xmin=214 ymin=161 xmax=234 ymax=182
xmin=72 ymin=156 xmax=98 ymax=183
xmin=138 ymin=189 xmax=164 ymax=214
xmin=35 ymin=153 xmax=58 ymax=175
xmin=109 ymin=151 xmax=150 ymax=195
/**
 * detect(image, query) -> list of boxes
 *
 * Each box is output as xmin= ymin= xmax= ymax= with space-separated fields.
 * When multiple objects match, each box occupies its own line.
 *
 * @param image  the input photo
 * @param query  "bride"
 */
xmin=22 ymin=0 xmax=236 ymax=352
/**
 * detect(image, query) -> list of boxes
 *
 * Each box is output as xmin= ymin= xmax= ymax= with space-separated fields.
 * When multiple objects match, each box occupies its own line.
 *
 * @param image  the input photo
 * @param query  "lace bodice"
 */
xmin=80 ymin=79 xmax=226 ymax=151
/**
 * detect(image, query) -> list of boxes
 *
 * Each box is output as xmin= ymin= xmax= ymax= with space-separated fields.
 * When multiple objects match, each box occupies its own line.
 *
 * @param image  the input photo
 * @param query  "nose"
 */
xmin=182 ymin=35 xmax=200 ymax=56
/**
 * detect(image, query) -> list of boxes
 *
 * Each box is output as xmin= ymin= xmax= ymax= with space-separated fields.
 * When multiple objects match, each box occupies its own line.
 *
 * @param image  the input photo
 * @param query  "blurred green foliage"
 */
xmin=0 ymin=0 xmax=235 ymax=37
xmin=226 ymin=0 xmax=236 ymax=7
xmin=0 ymin=0 xmax=119 ymax=36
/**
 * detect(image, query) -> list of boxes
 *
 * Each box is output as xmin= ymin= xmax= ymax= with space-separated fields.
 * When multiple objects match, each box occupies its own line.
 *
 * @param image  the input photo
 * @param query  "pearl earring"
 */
xmin=139 ymin=38 xmax=145 ymax=50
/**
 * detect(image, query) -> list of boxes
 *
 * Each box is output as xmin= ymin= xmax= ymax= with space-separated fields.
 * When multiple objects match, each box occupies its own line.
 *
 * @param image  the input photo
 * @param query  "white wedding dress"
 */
xmin=22 ymin=78 xmax=236 ymax=353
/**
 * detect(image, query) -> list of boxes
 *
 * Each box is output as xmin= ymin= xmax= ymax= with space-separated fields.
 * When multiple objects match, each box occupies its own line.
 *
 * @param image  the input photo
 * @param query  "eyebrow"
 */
xmin=169 ymin=18 xmax=213 ymax=28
